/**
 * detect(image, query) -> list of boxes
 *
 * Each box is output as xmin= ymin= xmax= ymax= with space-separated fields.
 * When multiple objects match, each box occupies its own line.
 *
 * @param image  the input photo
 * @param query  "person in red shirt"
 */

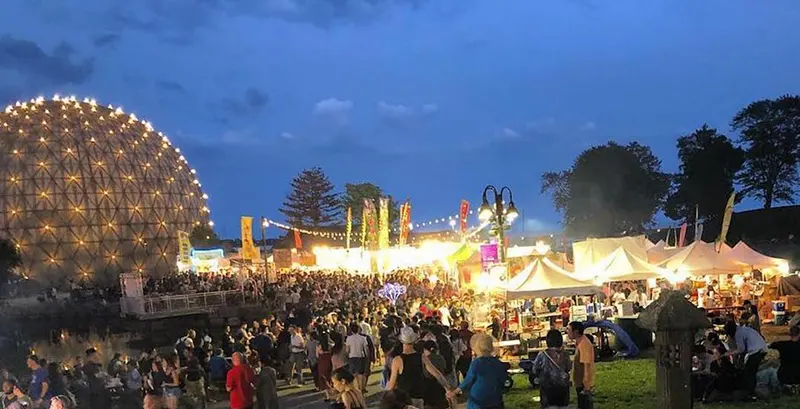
xmin=226 ymin=352 xmax=256 ymax=409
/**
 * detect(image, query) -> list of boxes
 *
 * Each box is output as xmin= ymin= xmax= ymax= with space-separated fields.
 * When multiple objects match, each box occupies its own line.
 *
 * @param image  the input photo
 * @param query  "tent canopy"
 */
xmin=646 ymin=240 xmax=681 ymax=264
xmin=658 ymin=241 xmax=744 ymax=275
xmin=728 ymin=241 xmax=789 ymax=273
xmin=506 ymin=257 xmax=600 ymax=299
xmin=572 ymin=235 xmax=649 ymax=272
xmin=578 ymin=246 xmax=675 ymax=282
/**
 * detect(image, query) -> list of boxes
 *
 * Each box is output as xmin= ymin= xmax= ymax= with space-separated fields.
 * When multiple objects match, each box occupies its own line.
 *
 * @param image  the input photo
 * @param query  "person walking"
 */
xmin=226 ymin=352 xmax=256 ymax=409
xmin=567 ymin=322 xmax=595 ymax=409
xmin=288 ymin=326 xmax=307 ymax=386
xmin=254 ymin=359 xmax=279 ymax=409
xmin=387 ymin=327 xmax=450 ymax=409
xmin=345 ymin=324 xmax=370 ymax=393
xmin=446 ymin=333 xmax=506 ymax=409
xmin=532 ymin=329 xmax=571 ymax=408
xmin=331 ymin=368 xmax=367 ymax=409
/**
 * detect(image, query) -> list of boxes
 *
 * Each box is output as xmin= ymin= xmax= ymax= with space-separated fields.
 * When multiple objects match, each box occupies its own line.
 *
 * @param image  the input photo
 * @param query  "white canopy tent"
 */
xmin=572 ymin=235 xmax=649 ymax=272
xmin=506 ymin=257 xmax=600 ymax=299
xmin=727 ymin=241 xmax=790 ymax=275
xmin=658 ymin=241 xmax=744 ymax=275
xmin=646 ymin=240 xmax=681 ymax=264
xmin=577 ymin=246 xmax=676 ymax=283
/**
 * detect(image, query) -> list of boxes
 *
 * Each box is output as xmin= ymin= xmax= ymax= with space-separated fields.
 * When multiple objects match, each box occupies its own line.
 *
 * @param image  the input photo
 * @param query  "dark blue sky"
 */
xmin=3 ymin=0 xmax=799 ymax=238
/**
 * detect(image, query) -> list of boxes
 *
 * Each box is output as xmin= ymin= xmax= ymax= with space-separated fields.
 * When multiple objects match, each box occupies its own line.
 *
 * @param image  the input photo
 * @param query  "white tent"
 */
xmin=506 ymin=257 xmax=600 ymax=299
xmin=728 ymin=241 xmax=790 ymax=274
xmin=572 ymin=235 xmax=649 ymax=272
xmin=646 ymin=240 xmax=681 ymax=264
xmin=658 ymin=241 xmax=744 ymax=275
xmin=577 ymin=246 xmax=675 ymax=282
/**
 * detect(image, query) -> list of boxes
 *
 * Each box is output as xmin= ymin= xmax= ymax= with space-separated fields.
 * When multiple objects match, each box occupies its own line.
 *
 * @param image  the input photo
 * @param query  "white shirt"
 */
xmin=291 ymin=334 xmax=305 ymax=353
xmin=290 ymin=292 xmax=301 ymax=304
xmin=345 ymin=334 xmax=368 ymax=358
xmin=439 ymin=306 xmax=451 ymax=327
xmin=359 ymin=321 xmax=372 ymax=339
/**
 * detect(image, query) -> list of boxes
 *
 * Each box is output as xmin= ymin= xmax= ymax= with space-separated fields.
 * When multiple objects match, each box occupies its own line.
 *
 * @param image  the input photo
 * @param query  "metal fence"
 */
xmin=122 ymin=289 xmax=260 ymax=319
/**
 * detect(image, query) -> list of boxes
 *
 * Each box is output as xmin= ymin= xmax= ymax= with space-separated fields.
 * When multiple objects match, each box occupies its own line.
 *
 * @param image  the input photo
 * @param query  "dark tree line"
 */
xmin=543 ymin=95 xmax=800 ymax=237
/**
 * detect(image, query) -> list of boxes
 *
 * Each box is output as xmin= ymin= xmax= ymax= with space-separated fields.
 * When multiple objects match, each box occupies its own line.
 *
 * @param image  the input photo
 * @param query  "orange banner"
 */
xmin=460 ymin=200 xmax=470 ymax=234
xmin=293 ymin=229 xmax=302 ymax=249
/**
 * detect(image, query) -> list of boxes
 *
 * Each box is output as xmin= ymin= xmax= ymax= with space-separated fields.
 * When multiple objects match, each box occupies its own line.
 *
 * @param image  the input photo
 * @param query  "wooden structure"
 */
xmin=636 ymin=290 xmax=711 ymax=409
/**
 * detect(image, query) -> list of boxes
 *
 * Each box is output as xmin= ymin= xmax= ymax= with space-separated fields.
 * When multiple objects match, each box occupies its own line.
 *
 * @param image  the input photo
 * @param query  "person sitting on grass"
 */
xmin=769 ymin=325 xmax=800 ymax=391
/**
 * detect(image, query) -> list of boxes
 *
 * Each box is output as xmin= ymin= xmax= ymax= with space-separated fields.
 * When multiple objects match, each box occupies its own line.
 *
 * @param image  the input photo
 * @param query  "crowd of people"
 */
xmin=5 ymin=266 xmax=800 ymax=409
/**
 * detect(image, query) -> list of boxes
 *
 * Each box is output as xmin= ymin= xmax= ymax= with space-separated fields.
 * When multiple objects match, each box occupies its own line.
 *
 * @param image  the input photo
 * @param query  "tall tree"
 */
xmin=731 ymin=95 xmax=800 ymax=208
xmin=0 ymin=238 xmax=21 ymax=294
xmin=280 ymin=167 xmax=340 ymax=227
xmin=340 ymin=183 xmax=400 ymax=228
xmin=190 ymin=224 xmax=221 ymax=247
xmin=542 ymin=141 xmax=670 ymax=237
xmin=665 ymin=125 xmax=744 ymax=222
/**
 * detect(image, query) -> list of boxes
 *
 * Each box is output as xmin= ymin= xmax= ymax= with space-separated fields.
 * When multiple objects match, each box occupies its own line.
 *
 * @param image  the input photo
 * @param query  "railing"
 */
xmin=122 ymin=290 xmax=260 ymax=319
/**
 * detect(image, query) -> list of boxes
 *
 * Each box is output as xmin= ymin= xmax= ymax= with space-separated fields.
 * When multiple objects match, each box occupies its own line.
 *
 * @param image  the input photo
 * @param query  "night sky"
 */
xmin=3 ymin=1 xmax=799 ymax=238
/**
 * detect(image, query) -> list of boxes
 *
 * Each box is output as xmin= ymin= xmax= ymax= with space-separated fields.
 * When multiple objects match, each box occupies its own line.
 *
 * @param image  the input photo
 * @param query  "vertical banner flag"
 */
xmin=177 ymin=230 xmax=191 ymax=266
xmin=717 ymin=192 xmax=735 ymax=252
xmin=678 ymin=223 xmax=688 ymax=247
xmin=240 ymin=216 xmax=256 ymax=260
xmin=459 ymin=200 xmax=470 ymax=234
xmin=346 ymin=207 xmax=352 ymax=249
xmin=399 ymin=201 xmax=411 ymax=245
xmin=366 ymin=200 xmax=379 ymax=250
xmin=379 ymin=197 xmax=390 ymax=249
xmin=293 ymin=229 xmax=303 ymax=249
xmin=361 ymin=201 xmax=369 ymax=248
xmin=694 ymin=205 xmax=702 ymax=242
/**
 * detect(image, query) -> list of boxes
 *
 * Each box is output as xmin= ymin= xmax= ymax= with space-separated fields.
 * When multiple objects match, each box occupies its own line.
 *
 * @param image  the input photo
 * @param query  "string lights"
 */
xmin=0 ymin=95 xmax=212 ymax=280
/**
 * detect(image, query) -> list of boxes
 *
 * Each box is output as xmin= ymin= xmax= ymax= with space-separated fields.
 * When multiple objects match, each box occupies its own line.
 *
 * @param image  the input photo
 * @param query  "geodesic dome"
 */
xmin=0 ymin=96 xmax=212 ymax=284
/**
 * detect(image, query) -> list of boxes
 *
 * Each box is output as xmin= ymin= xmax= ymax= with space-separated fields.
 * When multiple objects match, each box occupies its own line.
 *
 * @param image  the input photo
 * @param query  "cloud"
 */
xmin=244 ymin=87 xmax=269 ymax=109
xmin=314 ymin=98 xmax=353 ymax=124
xmin=524 ymin=218 xmax=553 ymax=233
xmin=92 ymin=34 xmax=121 ymax=48
xmin=496 ymin=127 xmax=521 ymax=139
xmin=155 ymin=80 xmax=187 ymax=93
xmin=580 ymin=121 xmax=597 ymax=131
xmin=0 ymin=36 xmax=93 ymax=88
xmin=280 ymin=132 xmax=296 ymax=140
xmin=219 ymin=129 xmax=264 ymax=145
xmin=525 ymin=117 xmax=557 ymax=133
xmin=377 ymin=101 xmax=439 ymax=125
xmin=217 ymin=87 xmax=270 ymax=119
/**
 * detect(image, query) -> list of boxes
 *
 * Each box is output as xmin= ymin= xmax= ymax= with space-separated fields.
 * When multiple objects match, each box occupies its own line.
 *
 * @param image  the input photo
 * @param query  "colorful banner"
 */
xmin=293 ymin=229 xmax=303 ymax=249
xmin=177 ymin=230 xmax=191 ymax=266
xmin=460 ymin=200 xmax=470 ymax=234
xmin=361 ymin=199 xmax=369 ymax=248
xmin=240 ymin=216 xmax=258 ymax=260
xmin=717 ymin=192 xmax=735 ymax=252
xmin=364 ymin=198 xmax=379 ymax=250
xmin=379 ymin=197 xmax=390 ymax=249
xmin=398 ymin=201 xmax=411 ymax=245
xmin=480 ymin=243 xmax=499 ymax=268
xmin=346 ymin=207 xmax=352 ymax=249
xmin=678 ymin=223 xmax=687 ymax=247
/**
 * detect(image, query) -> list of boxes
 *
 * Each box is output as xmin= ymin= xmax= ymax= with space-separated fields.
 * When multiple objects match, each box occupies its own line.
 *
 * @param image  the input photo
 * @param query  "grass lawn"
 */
xmin=503 ymin=359 xmax=800 ymax=409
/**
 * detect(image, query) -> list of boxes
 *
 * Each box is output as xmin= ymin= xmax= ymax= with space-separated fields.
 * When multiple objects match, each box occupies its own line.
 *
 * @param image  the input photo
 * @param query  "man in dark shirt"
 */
xmin=769 ymin=325 xmax=800 ymax=386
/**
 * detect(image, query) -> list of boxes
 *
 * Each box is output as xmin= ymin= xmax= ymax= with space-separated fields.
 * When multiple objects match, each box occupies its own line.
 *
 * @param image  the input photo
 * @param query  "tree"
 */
xmin=279 ymin=167 xmax=340 ymax=227
xmin=0 ymin=238 xmax=21 ymax=293
xmin=190 ymin=224 xmax=221 ymax=247
xmin=731 ymin=95 xmax=800 ymax=209
xmin=542 ymin=141 xmax=670 ymax=237
xmin=340 ymin=183 xmax=400 ymax=229
xmin=664 ymin=125 xmax=744 ymax=222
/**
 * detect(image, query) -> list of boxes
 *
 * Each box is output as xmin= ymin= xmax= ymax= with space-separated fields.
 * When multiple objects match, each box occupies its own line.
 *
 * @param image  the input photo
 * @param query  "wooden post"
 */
xmin=637 ymin=290 xmax=711 ymax=409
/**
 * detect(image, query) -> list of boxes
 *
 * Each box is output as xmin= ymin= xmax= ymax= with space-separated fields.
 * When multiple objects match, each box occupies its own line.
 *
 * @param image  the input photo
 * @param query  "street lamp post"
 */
xmin=478 ymin=185 xmax=519 ymax=340
xmin=260 ymin=217 xmax=269 ymax=258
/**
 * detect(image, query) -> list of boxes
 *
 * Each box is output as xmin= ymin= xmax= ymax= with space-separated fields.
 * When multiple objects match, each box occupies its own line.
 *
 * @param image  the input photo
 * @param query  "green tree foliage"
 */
xmin=542 ymin=141 xmax=670 ymax=237
xmin=0 ymin=238 xmax=21 ymax=292
xmin=731 ymin=95 xmax=800 ymax=209
xmin=664 ymin=125 xmax=744 ymax=222
xmin=280 ymin=167 xmax=341 ymax=227
xmin=190 ymin=224 xmax=221 ymax=247
xmin=340 ymin=182 xmax=400 ymax=229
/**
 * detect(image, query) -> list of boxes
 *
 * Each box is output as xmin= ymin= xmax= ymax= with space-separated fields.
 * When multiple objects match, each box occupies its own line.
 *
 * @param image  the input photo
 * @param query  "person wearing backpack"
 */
xmin=531 ymin=330 xmax=572 ymax=409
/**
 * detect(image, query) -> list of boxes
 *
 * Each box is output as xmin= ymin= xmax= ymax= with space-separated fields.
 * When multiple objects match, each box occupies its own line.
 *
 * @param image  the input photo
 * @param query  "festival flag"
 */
xmin=399 ymin=201 xmax=412 ymax=245
xmin=240 ymin=216 xmax=257 ymax=260
xmin=365 ymin=199 xmax=379 ymax=250
xmin=293 ymin=229 xmax=303 ymax=249
xmin=716 ymin=192 xmax=735 ymax=252
xmin=361 ymin=201 xmax=368 ymax=247
xmin=379 ymin=198 xmax=390 ymax=249
xmin=678 ymin=223 xmax=687 ymax=247
xmin=459 ymin=200 xmax=470 ymax=234
xmin=177 ymin=230 xmax=191 ymax=266
xmin=346 ymin=207 xmax=352 ymax=249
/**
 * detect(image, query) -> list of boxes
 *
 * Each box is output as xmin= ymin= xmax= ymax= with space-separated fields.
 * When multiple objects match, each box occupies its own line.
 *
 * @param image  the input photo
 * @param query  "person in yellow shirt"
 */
xmin=567 ymin=321 xmax=595 ymax=409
